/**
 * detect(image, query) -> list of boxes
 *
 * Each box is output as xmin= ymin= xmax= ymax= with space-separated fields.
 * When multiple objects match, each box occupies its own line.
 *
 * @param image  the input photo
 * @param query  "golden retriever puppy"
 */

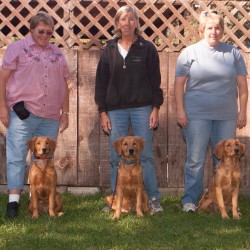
xmin=27 ymin=136 xmax=63 ymax=219
xmin=106 ymin=136 xmax=150 ymax=220
xmin=197 ymin=139 xmax=245 ymax=219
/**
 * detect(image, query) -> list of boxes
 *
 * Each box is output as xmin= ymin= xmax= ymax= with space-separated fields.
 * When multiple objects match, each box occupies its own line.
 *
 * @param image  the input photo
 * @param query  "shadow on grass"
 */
xmin=0 ymin=193 xmax=250 ymax=249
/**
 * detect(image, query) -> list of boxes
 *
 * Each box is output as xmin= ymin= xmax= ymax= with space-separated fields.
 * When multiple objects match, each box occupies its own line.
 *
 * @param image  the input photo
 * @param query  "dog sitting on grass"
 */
xmin=197 ymin=139 xmax=245 ymax=219
xmin=27 ymin=136 xmax=63 ymax=219
xmin=105 ymin=136 xmax=151 ymax=220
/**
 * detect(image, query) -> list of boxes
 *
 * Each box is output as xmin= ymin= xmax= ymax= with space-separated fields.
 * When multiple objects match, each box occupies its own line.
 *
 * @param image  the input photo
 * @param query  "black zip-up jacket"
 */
xmin=95 ymin=36 xmax=163 ymax=112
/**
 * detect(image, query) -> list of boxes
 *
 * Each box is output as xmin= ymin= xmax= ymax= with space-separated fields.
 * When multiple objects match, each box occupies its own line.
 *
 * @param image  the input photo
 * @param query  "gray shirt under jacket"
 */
xmin=175 ymin=40 xmax=248 ymax=120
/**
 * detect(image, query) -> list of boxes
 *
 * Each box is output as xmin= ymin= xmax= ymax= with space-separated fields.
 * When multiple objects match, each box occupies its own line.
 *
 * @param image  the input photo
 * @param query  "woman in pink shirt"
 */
xmin=0 ymin=11 xmax=70 ymax=218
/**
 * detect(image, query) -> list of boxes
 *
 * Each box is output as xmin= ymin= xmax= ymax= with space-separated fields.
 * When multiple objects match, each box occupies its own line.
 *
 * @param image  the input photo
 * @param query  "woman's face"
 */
xmin=203 ymin=19 xmax=223 ymax=47
xmin=118 ymin=11 xmax=137 ymax=37
xmin=31 ymin=23 xmax=53 ymax=48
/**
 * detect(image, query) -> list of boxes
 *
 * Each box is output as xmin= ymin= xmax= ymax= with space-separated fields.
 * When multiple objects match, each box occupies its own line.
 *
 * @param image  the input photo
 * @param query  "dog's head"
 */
xmin=27 ymin=136 xmax=56 ymax=159
xmin=113 ymin=136 xmax=144 ymax=161
xmin=214 ymin=139 xmax=246 ymax=160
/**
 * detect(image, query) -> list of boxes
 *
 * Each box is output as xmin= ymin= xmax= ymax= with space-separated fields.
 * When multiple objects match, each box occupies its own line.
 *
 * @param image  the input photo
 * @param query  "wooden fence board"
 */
xmin=0 ymin=50 xmax=7 ymax=184
xmin=236 ymin=52 xmax=250 ymax=189
xmin=0 ymin=49 xmax=250 ymax=194
xmin=77 ymin=50 xmax=100 ymax=186
xmin=99 ymin=129 xmax=110 ymax=188
xmin=167 ymin=52 xmax=185 ymax=188
xmin=54 ymin=49 xmax=78 ymax=185
xmin=154 ymin=52 xmax=168 ymax=187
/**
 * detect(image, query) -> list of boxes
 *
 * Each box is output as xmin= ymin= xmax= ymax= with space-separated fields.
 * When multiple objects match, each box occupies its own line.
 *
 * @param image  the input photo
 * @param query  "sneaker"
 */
xmin=5 ymin=201 xmax=19 ymax=218
xmin=149 ymin=198 xmax=164 ymax=214
xmin=101 ymin=205 xmax=112 ymax=213
xmin=183 ymin=203 xmax=196 ymax=213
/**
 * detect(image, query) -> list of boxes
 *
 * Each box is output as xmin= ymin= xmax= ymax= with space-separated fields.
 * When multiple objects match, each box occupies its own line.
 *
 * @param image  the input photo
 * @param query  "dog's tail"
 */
xmin=196 ymin=188 xmax=209 ymax=211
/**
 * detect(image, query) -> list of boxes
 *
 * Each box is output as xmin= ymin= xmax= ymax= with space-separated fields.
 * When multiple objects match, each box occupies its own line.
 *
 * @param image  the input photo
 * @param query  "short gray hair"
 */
xmin=30 ymin=11 xmax=54 ymax=30
xmin=113 ymin=5 xmax=141 ymax=38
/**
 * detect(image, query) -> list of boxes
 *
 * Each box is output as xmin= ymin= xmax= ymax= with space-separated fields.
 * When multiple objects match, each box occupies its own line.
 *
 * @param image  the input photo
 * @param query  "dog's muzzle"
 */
xmin=129 ymin=149 xmax=134 ymax=155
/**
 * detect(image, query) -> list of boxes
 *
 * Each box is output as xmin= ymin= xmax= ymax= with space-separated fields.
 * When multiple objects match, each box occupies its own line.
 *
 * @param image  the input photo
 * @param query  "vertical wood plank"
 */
xmin=0 ymin=49 xmax=7 ymax=184
xmin=168 ymin=52 xmax=185 ymax=188
xmin=154 ymin=51 xmax=168 ymax=187
xmin=78 ymin=50 xmax=101 ymax=186
xmin=54 ymin=49 xmax=78 ymax=185
xmin=236 ymin=52 xmax=250 ymax=191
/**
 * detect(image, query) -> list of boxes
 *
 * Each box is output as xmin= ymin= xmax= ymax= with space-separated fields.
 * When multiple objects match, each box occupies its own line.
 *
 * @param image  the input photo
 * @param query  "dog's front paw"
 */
xmin=221 ymin=214 xmax=230 ymax=220
xmin=233 ymin=213 xmax=241 ymax=220
xmin=32 ymin=211 xmax=39 ymax=219
xmin=112 ymin=214 xmax=119 ymax=221
xmin=49 ymin=210 xmax=56 ymax=217
xmin=136 ymin=210 xmax=143 ymax=217
xmin=57 ymin=212 xmax=64 ymax=217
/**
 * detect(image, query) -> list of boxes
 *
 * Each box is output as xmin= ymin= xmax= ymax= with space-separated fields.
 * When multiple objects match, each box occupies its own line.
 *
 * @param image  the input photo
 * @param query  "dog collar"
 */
xmin=120 ymin=159 xmax=138 ymax=165
xmin=33 ymin=156 xmax=53 ymax=160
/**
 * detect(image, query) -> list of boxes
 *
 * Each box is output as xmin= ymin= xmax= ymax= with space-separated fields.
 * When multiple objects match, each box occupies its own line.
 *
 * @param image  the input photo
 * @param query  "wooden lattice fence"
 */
xmin=0 ymin=0 xmax=249 ymax=52
xmin=0 ymin=0 xmax=250 ymax=195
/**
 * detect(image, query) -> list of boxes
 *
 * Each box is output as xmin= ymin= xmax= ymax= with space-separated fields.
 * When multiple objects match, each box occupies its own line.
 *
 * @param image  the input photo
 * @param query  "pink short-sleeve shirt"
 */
xmin=2 ymin=36 xmax=70 ymax=120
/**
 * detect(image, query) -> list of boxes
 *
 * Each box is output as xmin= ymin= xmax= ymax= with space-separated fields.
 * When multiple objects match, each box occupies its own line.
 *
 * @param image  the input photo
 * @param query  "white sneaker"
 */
xmin=149 ymin=198 xmax=164 ymax=214
xmin=183 ymin=203 xmax=196 ymax=212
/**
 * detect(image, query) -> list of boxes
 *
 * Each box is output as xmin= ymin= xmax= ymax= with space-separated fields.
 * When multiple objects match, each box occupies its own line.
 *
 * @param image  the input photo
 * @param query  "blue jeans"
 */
xmin=182 ymin=119 xmax=236 ymax=206
xmin=108 ymin=106 xmax=160 ymax=200
xmin=6 ymin=111 xmax=59 ymax=190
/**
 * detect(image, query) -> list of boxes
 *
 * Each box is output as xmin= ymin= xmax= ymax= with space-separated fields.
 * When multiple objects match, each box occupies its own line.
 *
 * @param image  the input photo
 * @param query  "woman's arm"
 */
xmin=174 ymin=76 xmax=188 ymax=128
xmin=237 ymin=75 xmax=248 ymax=129
xmin=0 ymin=68 xmax=12 ymax=128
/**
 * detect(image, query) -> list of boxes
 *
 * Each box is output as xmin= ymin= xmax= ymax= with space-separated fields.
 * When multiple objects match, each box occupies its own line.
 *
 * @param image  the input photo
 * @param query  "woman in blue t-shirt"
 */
xmin=174 ymin=10 xmax=248 ymax=212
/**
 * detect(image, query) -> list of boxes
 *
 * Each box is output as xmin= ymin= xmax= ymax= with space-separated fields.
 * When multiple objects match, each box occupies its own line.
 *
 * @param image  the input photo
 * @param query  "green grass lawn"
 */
xmin=1 ymin=192 xmax=250 ymax=250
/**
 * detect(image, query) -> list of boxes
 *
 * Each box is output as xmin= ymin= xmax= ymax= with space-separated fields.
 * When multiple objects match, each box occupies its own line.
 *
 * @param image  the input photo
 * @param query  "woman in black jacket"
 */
xmin=95 ymin=5 xmax=164 ymax=214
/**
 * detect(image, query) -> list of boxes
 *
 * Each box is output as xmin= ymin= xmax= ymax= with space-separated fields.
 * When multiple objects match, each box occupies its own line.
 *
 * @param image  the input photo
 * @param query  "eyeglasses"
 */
xmin=201 ymin=10 xmax=217 ymax=16
xmin=37 ymin=29 xmax=53 ymax=36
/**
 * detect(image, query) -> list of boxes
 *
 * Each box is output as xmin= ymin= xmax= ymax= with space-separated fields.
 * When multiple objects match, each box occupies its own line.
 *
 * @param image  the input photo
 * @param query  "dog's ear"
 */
xmin=213 ymin=140 xmax=225 ymax=160
xmin=48 ymin=137 xmax=57 ymax=153
xmin=134 ymin=136 xmax=144 ymax=156
xmin=113 ymin=137 xmax=123 ymax=156
xmin=26 ymin=137 xmax=37 ymax=152
xmin=239 ymin=142 xmax=246 ymax=157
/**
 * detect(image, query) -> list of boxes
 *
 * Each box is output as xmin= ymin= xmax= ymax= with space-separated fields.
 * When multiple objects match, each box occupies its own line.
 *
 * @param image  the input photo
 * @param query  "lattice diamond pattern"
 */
xmin=0 ymin=0 xmax=249 ymax=51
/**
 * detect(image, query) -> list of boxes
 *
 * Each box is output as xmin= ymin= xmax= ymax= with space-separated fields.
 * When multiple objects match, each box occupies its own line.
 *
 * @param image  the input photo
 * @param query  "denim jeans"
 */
xmin=6 ymin=111 xmax=59 ymax=190
xmin=181 ymin=119 xmax=236 ymax=206
xmin=107 ymin=106 xmax=160 ymax=200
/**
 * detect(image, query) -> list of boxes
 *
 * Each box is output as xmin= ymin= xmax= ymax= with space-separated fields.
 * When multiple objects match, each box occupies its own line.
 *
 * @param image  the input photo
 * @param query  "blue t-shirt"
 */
xmin=175 ymin=40 xmax=248 ymax=120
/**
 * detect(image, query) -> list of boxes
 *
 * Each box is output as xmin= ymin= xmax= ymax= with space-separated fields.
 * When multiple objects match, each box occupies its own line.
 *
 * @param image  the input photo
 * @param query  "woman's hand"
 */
xmin=237 ymin=111 xmax=247 ymax=129
xmin=149 ymin=107 xmax=159 ymax=129
xmin=176 ymin=108 xmax=188 ymax=128
xmin=100 ymin=112 xmax=111 ymax=135
xmin=0 ymin=105 xmax=9 ymax=128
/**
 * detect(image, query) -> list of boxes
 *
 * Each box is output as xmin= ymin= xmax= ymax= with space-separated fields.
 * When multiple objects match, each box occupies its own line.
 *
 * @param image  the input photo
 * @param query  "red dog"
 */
xmin=197 ymin=139 xmax=245 ymax=219
xmin=27 ymin=136 xmax=63 ymax=219
xmin=106 ymin=136 xmax=150 ymax=220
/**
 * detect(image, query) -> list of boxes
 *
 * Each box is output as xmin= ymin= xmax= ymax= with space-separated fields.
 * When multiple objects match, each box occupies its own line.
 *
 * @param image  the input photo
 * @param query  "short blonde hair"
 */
xmin=30 ymin=11 xmax=54 ymax=30
xmin=199 ymin=11 xmax=224 ymax=37
xmin=113 ymin=5 xmax=141 ymax=38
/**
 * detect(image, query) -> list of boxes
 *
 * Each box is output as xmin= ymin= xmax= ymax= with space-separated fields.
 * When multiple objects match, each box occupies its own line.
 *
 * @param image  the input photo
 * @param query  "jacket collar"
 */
xmin=109 ymin=35 xmax=146 ymax=48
